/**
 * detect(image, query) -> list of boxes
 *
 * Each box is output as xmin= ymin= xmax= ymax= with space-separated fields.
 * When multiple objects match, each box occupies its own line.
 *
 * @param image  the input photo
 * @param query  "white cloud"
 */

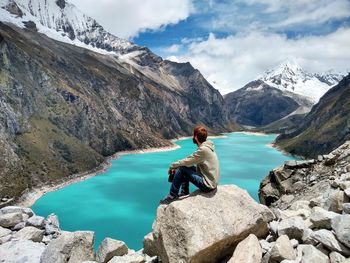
xmin=196 ymin=0 xmax=350 ymax=33
xmin=160 ymin=44 xmax=182 ymax=53
xmin=174 ymin=28 xmax=350 ymax=95
xmin=69 ymin=0 xmax=193 ymax=38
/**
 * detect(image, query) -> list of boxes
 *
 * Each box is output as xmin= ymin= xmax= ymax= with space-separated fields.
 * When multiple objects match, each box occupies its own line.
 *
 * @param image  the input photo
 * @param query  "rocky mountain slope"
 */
xmin=224 ymin=60 xmax=343 ymax=128
xmin=0 ymin=0 xmax=236 ymax=199
xmin=276 ymin=73 xmax=350 ymax=158
xmin=258 ymin=141 xmax=350 ymax=262
xmin=224 ymin=80 xmax=312 ymax=127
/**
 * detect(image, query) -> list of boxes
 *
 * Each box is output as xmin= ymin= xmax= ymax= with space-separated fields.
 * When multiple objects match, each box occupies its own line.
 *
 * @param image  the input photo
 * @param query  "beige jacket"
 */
xmin=170 ymin=140 xmax=220 ymax=189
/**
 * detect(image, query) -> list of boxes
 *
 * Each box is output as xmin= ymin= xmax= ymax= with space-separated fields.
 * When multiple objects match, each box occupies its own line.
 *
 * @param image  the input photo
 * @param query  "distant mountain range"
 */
xmin=225 ymin=60 xmax=344 ymax=127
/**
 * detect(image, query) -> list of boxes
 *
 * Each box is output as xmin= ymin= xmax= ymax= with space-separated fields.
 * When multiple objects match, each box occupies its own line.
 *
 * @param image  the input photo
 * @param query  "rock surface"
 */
xmin=96 ymin=237 xmax=128 ymax=263
xmin=227 ymin=234 xmax=262 ymax=263
xmin=145 ymin=185 xmax=273 ymax=263
xmin=0 ymin=239 xmax=46 ymax=263
xmin=269 ymin=235 xmax=296 ymax=262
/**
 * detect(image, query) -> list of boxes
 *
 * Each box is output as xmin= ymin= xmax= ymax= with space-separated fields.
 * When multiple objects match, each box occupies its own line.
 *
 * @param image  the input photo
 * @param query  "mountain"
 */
xmin=260 ymin=60 xmax=344 ymax=103
xmin=224 ymin=60 xmax=343 ymax=127
xmin=0 ymin=0 xmax=236 ymax=198
xmin=275 ymin=73 xmax=350 ymax=158
xmin=224 ymin=80 xmax=311 ymax=127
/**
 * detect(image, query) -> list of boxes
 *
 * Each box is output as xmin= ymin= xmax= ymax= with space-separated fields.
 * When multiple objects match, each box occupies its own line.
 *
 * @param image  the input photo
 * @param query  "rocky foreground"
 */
xmin=1 ymin=142 xmax=350 ymax=262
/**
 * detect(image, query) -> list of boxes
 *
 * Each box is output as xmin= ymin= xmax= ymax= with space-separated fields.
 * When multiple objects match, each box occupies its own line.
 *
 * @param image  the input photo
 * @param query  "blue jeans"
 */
xmin=170 ymin=166 xmax=212 ymax=197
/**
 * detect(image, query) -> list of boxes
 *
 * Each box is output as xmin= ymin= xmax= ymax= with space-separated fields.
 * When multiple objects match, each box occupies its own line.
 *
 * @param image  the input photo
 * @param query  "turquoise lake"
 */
xmin=32 ymin=132 xmax=296 ymax=250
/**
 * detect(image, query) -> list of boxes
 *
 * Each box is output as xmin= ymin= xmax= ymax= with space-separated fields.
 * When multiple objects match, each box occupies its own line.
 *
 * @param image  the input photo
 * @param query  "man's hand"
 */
xmin=168 ymin=168 xmax=176 ymax=175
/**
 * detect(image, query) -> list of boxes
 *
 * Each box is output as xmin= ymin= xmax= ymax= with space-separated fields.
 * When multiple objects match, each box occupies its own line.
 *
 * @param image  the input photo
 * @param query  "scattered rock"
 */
xmin=310 ymin=206 xmax=339 ymax=229
xmin=329 ymin=251 xmax=346 ymax=263
xmin=343 ymin=203 xmax=350 ymax=214
xmin=0 ymin=239 xmax=45 ymax=263
xmin=227 ymin=234 xmax=262 ymax=263
xmin=331 ymin=215 xmax=350 ymax=248
xmin=269 ymin=235 xmax=296 ymax=262
xmin=13 ymin=226 xmax=44 ymax=242
xmin=313 ymin=229 xmax=350 ymax=256
xmin=345 ymin=188 xmax=350 ymax=198
xmin=145 ymin=185 xmax=273 ymax=263
xmin=40 ymin=231 xmax=95 ymax=263
xmin=0 ymin=206 xmax=33 ymax=217
xmin=0 ymin=226 xmax=11 ymax=238
xmin=108 ymin=252 xmax=145 ymax=263
xmin=277 ymin=216 xmax=305 ymax=240
xmin=259 ymin=239 xmax=272 ymax=254
xmin=0 ymin=212 xmax=23 ymax=228
xmin=12 ymin=221 xmax=26 ymax=231
xmin=297 ymin=244 xmax=329 ymax=263
xmin=96 ymin=237 xmax=128 ymax=263
xmin=302 ymin=228 xmax=318 ymax=245
xmin=26 ymin=215 xmax=45 ymax=229
xmin=321 ymin=190 xmax=348 ymax=213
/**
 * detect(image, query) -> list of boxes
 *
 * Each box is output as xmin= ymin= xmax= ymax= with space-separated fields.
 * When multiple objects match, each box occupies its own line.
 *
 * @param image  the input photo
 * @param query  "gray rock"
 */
xmin=270 ymin=235 xmax=296 ymax=262
xmin=12 ymin=221 xmax=26 ymax=231
xmin=340 ymin=182 xmax=350 ymax=191
xmin=0 ymin=206 xmax=34 ymax=217
xmin=297 ymin=244 xmax=329 ymax=263
xmin=313 ymin=229 xmax=350 ymax=256
xmin=0 ymin=234 xmax=12 ymax=245
xmin=290 ymin=200 xmax=311 ymax=211
xmin=302 ymin=228 xmax=318 ymax=245
xmin=0 ymin=226 xmax=11 ymax=238
xmin=277 ymin=216 xmax=305 ymax=240
xmin=108 ymin=253 xmax=145 ymax=263
xmin=343 ymin=203 xmax=350 ymax=214
xmin=329 ymin=251 xmax=346 ymax=263
xmin=227 ymin=234 xmax=262 ymax=263
xmin=290 ymin=239 xmax=299 ymax=248
xmin=40 ymin=231 xmax=95 ymax=263
xmin=26 ymin=215 xmax=45 ymax=229
xmin=13 ymin=226 xmax=44 ymax=242
xmin=143 ymin=232 xmax=157 ymax=257
xmin=331 ymin=215 xmax=350 ymax=248
xmin=145 ymin=185 xmax=273 ymax=263
xmin=310 ymin=206 xmax=339 ymax=229
xmin=345 ymin=188 xmax=350 ymax=198
xmin=0 ymin=212 xmax=23 ymax=228
xmin=45 ymin=214 xmax=60 ymax=235
xmin=259 ymin=239 xmax=272 ymax=254
xmin=0 ymin=239 xmax=46 ymax=263
xmin=340 ymin=173 xmax=350 ymax=181
xmin=96 ymin=237 xmax=128 ymax=263
xmin=47 ymin=213 xmax=60 ymax=228
xmin=321 ymin=190 xmax=348 ymax=213
xmin=269 ymin=221 xmax=279 ymax=237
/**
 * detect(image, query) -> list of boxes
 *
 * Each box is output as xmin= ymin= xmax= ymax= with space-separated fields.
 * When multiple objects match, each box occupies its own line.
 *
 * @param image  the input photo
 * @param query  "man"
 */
xmin=160 ymin=125 xmax=220 ymax=204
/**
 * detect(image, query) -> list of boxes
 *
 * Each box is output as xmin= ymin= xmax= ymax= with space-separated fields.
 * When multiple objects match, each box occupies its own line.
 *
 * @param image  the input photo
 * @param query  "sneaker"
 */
xmin=179 ymin=191 xmax=190 ymax=197
xmin=160 ymin=194 xmax=178 ymax=205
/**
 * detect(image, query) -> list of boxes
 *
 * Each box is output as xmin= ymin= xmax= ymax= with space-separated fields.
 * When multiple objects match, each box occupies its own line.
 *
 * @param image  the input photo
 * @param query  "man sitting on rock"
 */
xmin=160 ymin=125 xmax=220 ymax=204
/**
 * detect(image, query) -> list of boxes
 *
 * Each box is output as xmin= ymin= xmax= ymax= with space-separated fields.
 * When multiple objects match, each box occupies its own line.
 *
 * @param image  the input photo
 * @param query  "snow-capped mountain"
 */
xmin=259 ymin=60 xmax=344 ymax=103
xmin=0 ymin=0 xmax=137 ymax=54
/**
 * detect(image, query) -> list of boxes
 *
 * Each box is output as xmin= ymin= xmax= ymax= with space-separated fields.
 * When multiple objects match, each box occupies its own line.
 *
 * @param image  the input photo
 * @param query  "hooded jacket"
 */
xmin=170 ymin=140 xmax=220 ymax=189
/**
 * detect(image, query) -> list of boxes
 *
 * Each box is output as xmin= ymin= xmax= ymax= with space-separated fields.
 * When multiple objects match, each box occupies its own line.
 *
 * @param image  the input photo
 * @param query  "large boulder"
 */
xmin=313 ymin=229 xmax=350 ymax=256
xmin=227 ymin=234 xmax=262 ymax=263
xmin=0 ymin=239 xmax=46 ymax=263
xmin=296 ymin=244 xmax=329 ymax=263
xmin=277 ymin=216 xmax=305 ymax=240
xmin=13 ymin=226 xmax=44 ymax=242
xmin=95 ymin=237 xmax=128 ymax=263
xmin=331 ymin=215 xmax=350 ymax=248
xmin=144 ymin=185 xmax=273 ymax=263
xmin=310 ymin=206 xmax=338 ymax=229
xmin=40 ymin=231 xmax=94 ymax=263
xmin=0 ymin=212 xmax=23 ymax=228
xmin=269 ymin=235 xmax=296 ymax=262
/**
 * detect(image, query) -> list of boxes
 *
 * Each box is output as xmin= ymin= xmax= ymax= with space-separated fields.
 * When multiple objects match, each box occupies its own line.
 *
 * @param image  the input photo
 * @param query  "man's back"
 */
xmin=196 ymin=140 xmax=220 ymax=189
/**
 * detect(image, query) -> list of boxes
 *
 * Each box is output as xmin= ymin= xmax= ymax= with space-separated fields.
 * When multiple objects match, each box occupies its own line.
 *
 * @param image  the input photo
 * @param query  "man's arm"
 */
xmin=169 ymin=147 xmax=205 ymax=169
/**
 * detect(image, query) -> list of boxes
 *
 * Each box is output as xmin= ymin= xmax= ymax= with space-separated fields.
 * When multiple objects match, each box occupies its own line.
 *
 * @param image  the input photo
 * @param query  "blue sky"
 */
xmin=72 ymin=0 xmax=350 ymax=94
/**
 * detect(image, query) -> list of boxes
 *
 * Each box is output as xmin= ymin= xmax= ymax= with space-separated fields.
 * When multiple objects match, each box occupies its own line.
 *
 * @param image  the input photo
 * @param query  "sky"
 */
xmin=70 ymin=0 xmax=350 ymax=94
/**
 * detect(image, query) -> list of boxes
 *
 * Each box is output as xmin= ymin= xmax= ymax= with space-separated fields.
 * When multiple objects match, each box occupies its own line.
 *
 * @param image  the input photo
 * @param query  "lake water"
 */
xmin=32 ymin=132 xmax=296 ymax=250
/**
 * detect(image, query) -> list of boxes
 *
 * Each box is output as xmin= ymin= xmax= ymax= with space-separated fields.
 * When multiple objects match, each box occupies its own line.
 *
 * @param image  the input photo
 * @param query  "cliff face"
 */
xmin=0 ymin=22 xmax=234 ymax=198
xmin=275 ymin=74 xmax=350 ymax=158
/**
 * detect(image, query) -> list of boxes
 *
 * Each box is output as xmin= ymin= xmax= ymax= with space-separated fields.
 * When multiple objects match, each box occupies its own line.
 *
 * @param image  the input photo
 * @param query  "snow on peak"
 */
xmin=0 ymin=0 xmax=136 ymax=54
xmin=258 ymin=59 xmax=344 ymax=103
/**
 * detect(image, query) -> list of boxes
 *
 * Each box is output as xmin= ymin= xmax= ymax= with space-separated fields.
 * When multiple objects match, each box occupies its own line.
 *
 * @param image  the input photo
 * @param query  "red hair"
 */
xmin=193 ymin=125 xmax=208 ymax=143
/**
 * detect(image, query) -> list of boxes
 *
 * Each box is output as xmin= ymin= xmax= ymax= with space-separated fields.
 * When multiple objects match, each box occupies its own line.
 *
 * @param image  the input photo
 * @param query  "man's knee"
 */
xmin=176 ymin=166 xmax=188 ymax=177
